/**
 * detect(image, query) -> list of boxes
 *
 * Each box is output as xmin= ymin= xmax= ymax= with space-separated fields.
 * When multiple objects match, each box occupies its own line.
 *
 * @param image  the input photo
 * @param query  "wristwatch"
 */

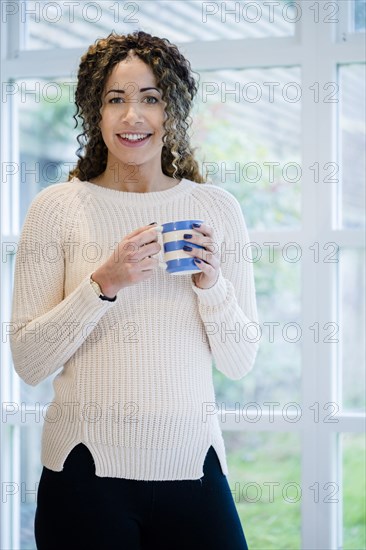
xmin=90 ymin=274 xmax=117 ymax=302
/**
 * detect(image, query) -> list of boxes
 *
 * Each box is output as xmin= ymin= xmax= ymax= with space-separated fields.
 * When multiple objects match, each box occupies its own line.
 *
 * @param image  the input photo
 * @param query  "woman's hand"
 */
xmin=183 ymin=223 xmax=221 ymax=289
xmin=91 ymin=223 xmax=161 ymax=297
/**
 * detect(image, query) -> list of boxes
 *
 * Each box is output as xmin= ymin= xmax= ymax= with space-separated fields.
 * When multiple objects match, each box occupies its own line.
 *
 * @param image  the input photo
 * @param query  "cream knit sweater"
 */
xmin=10 ymin=176 xmax=259 ymax=481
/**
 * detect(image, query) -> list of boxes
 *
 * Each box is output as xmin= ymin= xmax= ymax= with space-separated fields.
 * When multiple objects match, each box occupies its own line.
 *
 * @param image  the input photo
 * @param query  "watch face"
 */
xmin=91 ymin=279 xmax=101 ymax=296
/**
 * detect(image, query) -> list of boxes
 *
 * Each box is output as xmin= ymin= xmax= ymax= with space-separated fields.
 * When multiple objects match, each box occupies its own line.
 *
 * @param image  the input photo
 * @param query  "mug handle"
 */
xmin=152 ymin=225 xmax=168 ymax=270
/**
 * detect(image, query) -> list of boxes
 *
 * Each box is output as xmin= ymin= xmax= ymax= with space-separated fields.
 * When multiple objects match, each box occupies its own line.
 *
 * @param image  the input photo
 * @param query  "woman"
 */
xmin=10 ymin=31 xmax=259 ymax=550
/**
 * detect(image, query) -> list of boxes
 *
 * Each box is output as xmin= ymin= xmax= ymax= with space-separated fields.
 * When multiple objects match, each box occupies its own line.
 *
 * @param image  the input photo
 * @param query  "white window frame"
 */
xmin=1 ymin=2 xmax=365 ymax=549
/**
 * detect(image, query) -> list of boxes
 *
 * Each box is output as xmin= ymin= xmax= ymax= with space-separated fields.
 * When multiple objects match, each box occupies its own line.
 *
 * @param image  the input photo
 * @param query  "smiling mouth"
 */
xmin=117 ymin=133 xmax=152 ymax=142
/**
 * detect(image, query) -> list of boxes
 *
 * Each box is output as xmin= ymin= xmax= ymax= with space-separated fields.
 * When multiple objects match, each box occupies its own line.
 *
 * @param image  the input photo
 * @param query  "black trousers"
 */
xmin=35 ymin=443 xmax=249 ymax=550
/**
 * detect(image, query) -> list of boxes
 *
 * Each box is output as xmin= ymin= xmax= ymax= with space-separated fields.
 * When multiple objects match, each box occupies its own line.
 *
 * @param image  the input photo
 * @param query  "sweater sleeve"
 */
xmin=191 ymin=190 xmax=260 ymax=380
xmin=9 ymin=188 xmax=116 ymax=387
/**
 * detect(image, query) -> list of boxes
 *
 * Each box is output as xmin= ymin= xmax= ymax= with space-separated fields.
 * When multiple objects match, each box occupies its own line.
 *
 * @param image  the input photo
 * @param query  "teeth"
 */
xmin=118 ymin=133 xmax=150 ymax=141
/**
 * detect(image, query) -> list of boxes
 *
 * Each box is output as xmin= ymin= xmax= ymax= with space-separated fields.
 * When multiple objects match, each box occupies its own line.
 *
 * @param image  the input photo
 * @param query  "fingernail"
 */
xmin=155 ymin=225 xmax=164 ymax=232
xmin=192 ymin=222 xmax=201 ymax=228
xmin=148 ymin=222 xmax=157 ymax=225
xmin=183 ymin=245 xmax=192 ymax=251
xmin=183 ymin=233 xmax=192 ymax=239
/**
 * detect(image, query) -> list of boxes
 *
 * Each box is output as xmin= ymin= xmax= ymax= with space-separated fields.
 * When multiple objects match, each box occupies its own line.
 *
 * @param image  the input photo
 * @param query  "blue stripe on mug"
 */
xmin=164 ymin=240 xmax=204 ymax=252
xmin=162 ymin=220 xmax=204 ymax=232
xmin=165 ymin=257 xmax=201 ymax=274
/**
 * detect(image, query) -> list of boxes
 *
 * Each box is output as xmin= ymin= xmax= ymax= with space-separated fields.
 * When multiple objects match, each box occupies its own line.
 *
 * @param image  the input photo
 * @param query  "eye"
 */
xmin=143 ymin=96 xmax=159 ymax=104
xmin=109 ymin=97 xmax=123 ymax=104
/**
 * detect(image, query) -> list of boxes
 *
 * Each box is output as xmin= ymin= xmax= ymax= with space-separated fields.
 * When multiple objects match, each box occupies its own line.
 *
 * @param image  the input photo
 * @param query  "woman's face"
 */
xmin=98 ymin=54 xmax=167 ymax=174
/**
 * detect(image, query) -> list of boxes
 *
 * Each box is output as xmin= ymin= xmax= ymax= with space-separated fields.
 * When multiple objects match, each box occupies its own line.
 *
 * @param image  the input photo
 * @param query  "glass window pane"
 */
xmin=340 ymin=248 xmax=366 ymax=412
xmin=225 ymin=431 xmax=301 ymax=549
xmin=213 ymin=248 xmax=301 ymax=409
xmin=339 ymin=64 xmax=366 ymax=229
xmin=343 ymin=433 xmax=366 ymax=549
xmin=20 ymin=426 xmax=43 ymax=550
xmin=354 ymin=0 xmax=366 ymax=32
xmin=16 ymin=78 xmax=78 ymax=227
xmin=22 ymin=0 xmax=296 ymax=51
xmin=20 ymin=373 xmax=55 ymax=408
xmin=191 ymin=67 xmax=302 ymax=230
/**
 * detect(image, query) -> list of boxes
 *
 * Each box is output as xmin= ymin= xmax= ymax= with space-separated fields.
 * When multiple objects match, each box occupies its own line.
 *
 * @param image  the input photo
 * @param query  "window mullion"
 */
xmin=299 ymin=3 xmax=341 ymax=548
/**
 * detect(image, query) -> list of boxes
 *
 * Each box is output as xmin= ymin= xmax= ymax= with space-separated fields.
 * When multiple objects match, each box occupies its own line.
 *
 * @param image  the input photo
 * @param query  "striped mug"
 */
xmin=154 ymin=220 xmax=205 ymax=275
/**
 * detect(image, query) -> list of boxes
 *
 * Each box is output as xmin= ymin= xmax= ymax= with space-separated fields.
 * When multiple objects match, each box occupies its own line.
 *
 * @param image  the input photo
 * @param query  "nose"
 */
xmin=120 ymin=101 xmax=143 ymax=125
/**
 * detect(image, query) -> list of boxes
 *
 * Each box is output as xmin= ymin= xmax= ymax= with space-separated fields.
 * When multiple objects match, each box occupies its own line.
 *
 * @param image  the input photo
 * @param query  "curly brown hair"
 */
xmin=68 ymin=30 xmax=206 ymax=184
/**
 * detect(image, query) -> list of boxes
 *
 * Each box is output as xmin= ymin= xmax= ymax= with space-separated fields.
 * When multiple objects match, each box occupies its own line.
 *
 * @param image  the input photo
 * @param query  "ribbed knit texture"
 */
xmin=10 ymin=176 xmax=259 ymax=480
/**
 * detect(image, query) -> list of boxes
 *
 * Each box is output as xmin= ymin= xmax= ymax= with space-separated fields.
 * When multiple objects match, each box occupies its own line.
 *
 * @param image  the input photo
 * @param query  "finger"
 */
xmin=199 ymin=238 xmax=217 ymax=253
xmin=134 ymin=227 xmax=161 ymax=248
xmin=184 ymin=245 xmax=218 ymax=266
xmin=193 ymin=257 xmax=209 ymax=268
xmin=192 ymin=223 xmax=213 ymax=237
xmin=125 ymin=224 xmax=156 ymax=240
xmin=136 ymin=238 xmax=162 ymax=262
xmin=140 ymin=256 xmax=158 ymax=272
xmin=193 ymin=260 xmax=220 ymax=287
xmin=193 ymin=257 xmax=218 ymax=275
xmin=183 ymin=232 xmax=217 ymax=252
